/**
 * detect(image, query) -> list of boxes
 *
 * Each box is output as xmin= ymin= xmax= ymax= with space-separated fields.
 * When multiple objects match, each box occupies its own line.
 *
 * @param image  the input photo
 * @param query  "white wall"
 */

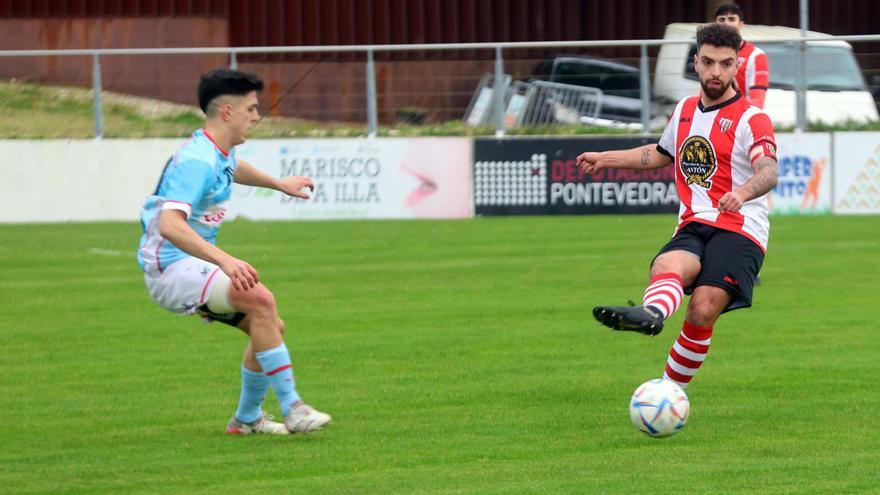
xmin=1 ymin=133 xmax=877 ymax=223
xmin=833 ymin=132 xmax=880 ymax=214
xmin=0 ymin=139 xmax=179 ymax=223
xmin=0 ymin=138 xmax=473 ymax=223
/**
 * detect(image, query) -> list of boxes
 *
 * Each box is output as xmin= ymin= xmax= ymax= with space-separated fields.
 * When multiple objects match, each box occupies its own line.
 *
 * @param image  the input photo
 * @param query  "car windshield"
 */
xmin=684 ymin=43 xmax=867 ymax=91
xmin=762 ymin=44 xmax=866 ymax=91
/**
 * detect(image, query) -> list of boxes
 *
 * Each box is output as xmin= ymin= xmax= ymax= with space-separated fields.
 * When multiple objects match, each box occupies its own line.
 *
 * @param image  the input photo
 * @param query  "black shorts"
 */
xmin=198 ymin=303 xmax=246 ymax=327
xmin=654 ymin=222 xmax=764 ymax=313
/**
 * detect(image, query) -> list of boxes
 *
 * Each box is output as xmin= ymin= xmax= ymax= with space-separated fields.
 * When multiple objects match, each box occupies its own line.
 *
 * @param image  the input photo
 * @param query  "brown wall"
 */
xmin=0 ymin=0 xmax=228 ymax=16
xmin=0 ymin=17 xmax=229 ymax=107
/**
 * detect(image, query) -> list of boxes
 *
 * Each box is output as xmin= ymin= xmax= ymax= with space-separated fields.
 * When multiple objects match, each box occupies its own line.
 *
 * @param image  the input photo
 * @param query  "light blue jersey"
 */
xmin=138 ymin=129 xmax=237 ymax=274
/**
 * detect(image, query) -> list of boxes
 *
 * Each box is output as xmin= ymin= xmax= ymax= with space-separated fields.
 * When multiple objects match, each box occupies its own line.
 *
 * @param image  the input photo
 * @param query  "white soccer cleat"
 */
xmin=226 ymin=411 xmax=290 ymax=435
xmin=284 ymin=404 xmax=332 ymax=433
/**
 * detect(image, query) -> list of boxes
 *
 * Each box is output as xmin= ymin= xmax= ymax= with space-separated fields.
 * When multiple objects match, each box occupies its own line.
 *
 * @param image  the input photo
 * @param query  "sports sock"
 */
xmin=255 ymin=343 xmax=302 ymax=416
xmin=643 ymin=272 xmax=684 ymax=319
xmin=234 ymin=364 xmax=269 ymax=424
xmin=663 ymin=321 xmax=713 ymax=388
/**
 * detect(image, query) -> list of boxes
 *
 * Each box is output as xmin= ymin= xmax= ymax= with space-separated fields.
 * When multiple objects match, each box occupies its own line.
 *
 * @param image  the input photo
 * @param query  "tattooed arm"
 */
xmin=718 ymin=156 xmax=778 ymax=212
xmin=577 ymin=144 xmax=672 ymax=173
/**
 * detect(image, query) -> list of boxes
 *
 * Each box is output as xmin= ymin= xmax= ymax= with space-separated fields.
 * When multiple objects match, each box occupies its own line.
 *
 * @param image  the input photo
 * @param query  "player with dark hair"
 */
xmin=197 ymin=68 xmax=266 ymax=115
xmin=715 ymin=2 xmax=770 ymax=109
xmin=138 ymin=68 xmax=331 ymax=434
xmin=577 ymin=23 xmax=778 ymax=388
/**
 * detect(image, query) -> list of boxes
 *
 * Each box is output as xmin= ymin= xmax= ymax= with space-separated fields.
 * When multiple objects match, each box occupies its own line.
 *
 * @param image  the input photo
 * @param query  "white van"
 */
xmin=654 ymin=23 xmax=879 ymax=127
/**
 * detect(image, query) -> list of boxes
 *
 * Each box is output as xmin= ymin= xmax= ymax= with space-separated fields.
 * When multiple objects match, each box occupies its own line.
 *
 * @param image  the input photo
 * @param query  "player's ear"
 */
xmin=220 ymin=103 xmax=232 ymax=121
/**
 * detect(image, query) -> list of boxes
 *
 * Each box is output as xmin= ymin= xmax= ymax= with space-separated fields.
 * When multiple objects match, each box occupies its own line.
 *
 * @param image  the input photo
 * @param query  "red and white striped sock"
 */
xmin=663 ymin=321 xmax=713 ymax=388
xmin=642 ymin=273 xmax=684 ymax=319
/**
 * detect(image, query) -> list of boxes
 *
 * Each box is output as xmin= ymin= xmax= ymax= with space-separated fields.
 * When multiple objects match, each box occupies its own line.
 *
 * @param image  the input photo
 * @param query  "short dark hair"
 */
xmin=714 ymin=3 xmax=745 ymax=21
xmin=197 ymin=69 xmax=264 ymax=113
xmin=696 ymin=23 xmax=742 ymax=52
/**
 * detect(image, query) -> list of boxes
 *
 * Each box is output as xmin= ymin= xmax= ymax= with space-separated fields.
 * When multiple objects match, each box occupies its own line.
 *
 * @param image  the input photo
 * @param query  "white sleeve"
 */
xmin=656 ymin=100 xmax=683 ymax=159
xmin=160 ymin=200 xmax=193 ymax=218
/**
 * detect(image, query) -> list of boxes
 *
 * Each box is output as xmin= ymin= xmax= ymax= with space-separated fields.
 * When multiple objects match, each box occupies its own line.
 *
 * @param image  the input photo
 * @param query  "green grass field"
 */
xmin=1 ymin=215 xmax=878 ymax=494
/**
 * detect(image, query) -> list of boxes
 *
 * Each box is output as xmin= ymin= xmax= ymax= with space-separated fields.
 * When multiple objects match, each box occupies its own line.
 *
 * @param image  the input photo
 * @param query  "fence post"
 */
xmin=366 ymin=48 xmax=378 ymax=138
xmin=796 ymin=0 xmax=809 ymax=131
xmin=230 ymin=50 xmax=238 ymax=70
xmin=493 ymin=46 xmax=505 ymax=138
xmin=639 ymin=44 xmax=650 ymax=136
xmin=91 ymin=53 xmax=103 ymax=139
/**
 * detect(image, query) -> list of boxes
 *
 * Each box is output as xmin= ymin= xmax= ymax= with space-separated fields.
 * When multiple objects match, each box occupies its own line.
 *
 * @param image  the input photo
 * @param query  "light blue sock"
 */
xmin=255 ymin=343 xmax=302 ymax=416
xmin=235 ymin=365 xmax=269 ymax=424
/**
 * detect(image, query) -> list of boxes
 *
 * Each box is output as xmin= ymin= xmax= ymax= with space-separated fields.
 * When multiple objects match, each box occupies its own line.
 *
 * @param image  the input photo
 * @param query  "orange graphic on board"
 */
xmin=801 ymin=157 xmax=826 ymax=210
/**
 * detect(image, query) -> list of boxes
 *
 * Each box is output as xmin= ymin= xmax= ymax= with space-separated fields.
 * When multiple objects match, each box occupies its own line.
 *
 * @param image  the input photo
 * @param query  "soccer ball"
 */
xmin=629 ymin=379 xmax=690 ymax=438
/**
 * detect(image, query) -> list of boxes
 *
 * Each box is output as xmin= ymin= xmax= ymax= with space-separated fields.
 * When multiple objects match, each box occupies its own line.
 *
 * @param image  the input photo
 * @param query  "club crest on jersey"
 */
xmin=719 ymin=118 xmax=733 ymax=133
xmin=678 ymin=136 xmax=717 ymax=188
xmin=200 ymin=203 xmax=228 ymax=226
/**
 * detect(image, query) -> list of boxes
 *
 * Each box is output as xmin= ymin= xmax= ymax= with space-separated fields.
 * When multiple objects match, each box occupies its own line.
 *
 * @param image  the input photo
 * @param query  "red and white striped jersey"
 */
xmin=736 ymin=40 xmax=769 ymax=108
xmin=657 ymin=93 xmax=777 ymax=251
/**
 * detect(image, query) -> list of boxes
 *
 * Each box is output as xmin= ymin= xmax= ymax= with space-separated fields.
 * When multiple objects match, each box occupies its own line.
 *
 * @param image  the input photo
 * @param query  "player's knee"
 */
xmin=686 ymin=306 xmax=713 ymax=326
xmin=233 ymin=284 xmax=277 ymax=316
xmin=685 ymin=297 xmax=723 ymax=326
xmin=650 ymin=254 xmax=680 ymax=277
xmin=251 ymin=288 xmax=277 ymax=314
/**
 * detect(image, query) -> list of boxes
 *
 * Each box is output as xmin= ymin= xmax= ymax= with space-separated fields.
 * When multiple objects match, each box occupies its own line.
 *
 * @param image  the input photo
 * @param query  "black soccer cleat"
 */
xmin=592 ymin=305 xmax=664 ymax=336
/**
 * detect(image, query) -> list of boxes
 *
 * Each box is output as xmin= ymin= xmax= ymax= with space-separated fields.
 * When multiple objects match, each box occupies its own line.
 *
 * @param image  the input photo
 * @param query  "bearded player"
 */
xmin=576 ymin=23 xmax=778 ymax=389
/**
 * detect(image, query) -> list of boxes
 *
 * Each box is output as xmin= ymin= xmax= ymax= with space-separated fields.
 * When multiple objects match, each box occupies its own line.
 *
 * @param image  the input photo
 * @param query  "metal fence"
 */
xmin=517 ymin=81 xmax=603 ymax=126
xmin=1 ymin=34 xmax=879 ymax=138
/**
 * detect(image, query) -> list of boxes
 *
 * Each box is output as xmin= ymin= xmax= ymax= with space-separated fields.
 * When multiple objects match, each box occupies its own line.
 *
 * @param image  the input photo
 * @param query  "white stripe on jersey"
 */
xmin=745 ymin=45 xmax=767 ymax=90
xmin=733 ymin=106 xmax=771 ymax=248
xmin=683 ymin=107 xmax=721 ymax=224
xmin=659 ymin=95 xmax=774 ymax=251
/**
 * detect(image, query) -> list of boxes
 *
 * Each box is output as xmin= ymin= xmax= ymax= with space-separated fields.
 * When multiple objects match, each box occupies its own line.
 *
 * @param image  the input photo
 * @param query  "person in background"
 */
xmin=716 ymin=3 xmax=771 ymax=284
xmin=715 ymin=2 xmax=770 ymax=109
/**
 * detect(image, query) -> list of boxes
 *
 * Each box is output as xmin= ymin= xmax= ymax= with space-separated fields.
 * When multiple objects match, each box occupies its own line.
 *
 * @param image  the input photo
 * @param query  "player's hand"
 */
xmin=278 ymin=176 xmax=315 ymax=199
xmin=219 ymin=256 xmax=260 ymax=291
xmin=576 ymin=151 xmax=604 ymax=174
xmin=718 ymin=190 xmax=749 ymax=212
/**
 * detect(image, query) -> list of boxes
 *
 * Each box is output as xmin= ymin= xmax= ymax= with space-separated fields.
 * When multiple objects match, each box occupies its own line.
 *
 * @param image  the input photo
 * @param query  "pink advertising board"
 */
xmin=229 ymin=138 xmax=473 ymax=220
